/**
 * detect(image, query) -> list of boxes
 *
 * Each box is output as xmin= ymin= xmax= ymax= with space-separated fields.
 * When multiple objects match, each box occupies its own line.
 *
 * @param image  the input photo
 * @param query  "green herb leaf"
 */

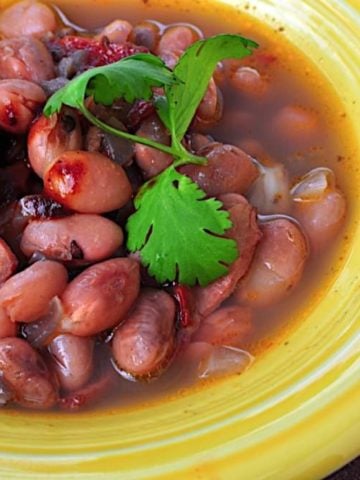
xmin=44 ymin=53 xmax=178 ymax=116
xmin=126 ymin=167 xmax=238 ymax=286
xmin=157 ymin=34 xmax=258 ymax=144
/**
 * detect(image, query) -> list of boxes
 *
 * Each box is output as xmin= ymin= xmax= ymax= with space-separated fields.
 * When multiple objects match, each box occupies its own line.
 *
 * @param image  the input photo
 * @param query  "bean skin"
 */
xmin=28 ymin=109 xmax=83 ymax=178
xmin=49 ymin=334 xmax=94 ymax=391
xmin=21 ymin=214 xmax=123 ymax=263
xmin=0 ymin=79 xmax=46 ymax=134
xmin=0 ymin=337 xmax=57 ymax=409
xmin=0 ymin=238 xmax=18 ymax=284
xmin=44 ymin=151 xmax=132 ymax=214
xmin=95 ymin=20 xmax=133 ymax=44
xmin=156 ymin=25 xmax=199 ymax=57
xmin=60 ymin=258 xmax=140 ymax=336
xmin=0 ymin=1 xmax=57 ymax=39
xmin=0 ymin=260 xmax=68 ymax=324
xmin=0 ymin=37 xmax=54 ymax=83
xmin=193 ymin=306 xmax=253 ymax=348
xmin=180 ymin=143 xmax=259 ymax=197
xmin=112 ymin=289 xmax=176 ymax=379
xmin=0 ymin=310 xmax=17 ymax=339
xmin=195 ymin=78 xmax=223 ymax=128
xmin=230 ymin=66 xmax=268 ymax=99
xmin=235 ymin=218 xmax=308 ymax=307
xmin=130 ymin=21 xmax=160 ymax=52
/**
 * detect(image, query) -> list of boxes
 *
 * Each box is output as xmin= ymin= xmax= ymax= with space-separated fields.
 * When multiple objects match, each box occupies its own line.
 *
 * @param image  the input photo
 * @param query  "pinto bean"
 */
xmin=112 ymin=289 xmax=176 ymax=379
xmin=130 ymin=21 xmax=160 ymax=51
xmin=0 ymin=260 xmax=68 ymax=324
xmin=0 ymin=79 xmax=46 ymax=134
xmin=0 ymin=1 xmax=57 ymax=39
xmin=60 ymin=258 xmax=140 ymax=336
xmin=95 ymin=20 xmax=133 ymax=44
xmin=0 ymin=309 xmax=17 ymax=339
xmin=156 ymin=25 xmax=199 ymax=57
xmin=291 ymin=168 xmax=346 ymax=251
xmin=272 ymin=105 xmax=319 ymax=146
xmin=134 ymin=114 xmax=173 ymax=178
xmin=193 ymin=306 xmax=253 ymax=347
xmin=0 ymin=37 xmax=54 ymax=83
xmin=21 ymin=214 xmax=123 ymax=263
xmin=195 ymin=78 xmax=223 ymax=127
xmin=0 ymin=337 xmax=57 ymax=409
xmin=0 ymin=238 xmax=18 ymax=284
xmin=180 ymin=143 xmax=258 ymax=197
xmin=230 ymin=66 xmax=268 ymax=99
xmin=44 ymin=151 xmax=132 ymax=213
xmin=49 ymin=334 xmax=94 ymax=391
xmin=194 ymin=194 xmax=262 ymax=317
xmin=235 ymin=218 xmax=308 ymax=307
xmin=28 ymin=108 xmax=82 ymax=178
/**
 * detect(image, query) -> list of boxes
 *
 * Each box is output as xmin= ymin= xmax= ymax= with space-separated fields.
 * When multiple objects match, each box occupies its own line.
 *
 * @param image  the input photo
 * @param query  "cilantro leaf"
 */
xmin=157 ymin=34 xmax=258 ymax=145
xmin=44 ymin=53 xmax=178 ymax=116
xmin=126 ymin=167 xmax=238 ymax=286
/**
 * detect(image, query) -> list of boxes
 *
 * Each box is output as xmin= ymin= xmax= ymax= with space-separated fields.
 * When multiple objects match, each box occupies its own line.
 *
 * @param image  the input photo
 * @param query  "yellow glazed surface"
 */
xmin=0 ymin=0 xmax=359 ymax=478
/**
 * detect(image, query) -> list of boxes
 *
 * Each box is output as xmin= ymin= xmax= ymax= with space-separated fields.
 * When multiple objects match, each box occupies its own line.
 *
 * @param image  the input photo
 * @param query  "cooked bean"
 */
xmin=135 ymin=114 xmax=173 ymax=178
xmin=235 ymin=218 xmax=308 ymax=307
xmin=194 ymin=194 xmax=262 ymax=317
xmin=156 ymin=25 xmax=199 ymax=57
xmin=0 ymin=260 xmax=68 ymax=324
xmin=0 ymin=1 xmax=57 ymax=39
xmin=0 ymin=309 xmax=17 ymax=339
xmin=49 ymin=334 xmax=94 ymax=391
xmin=0 ymin=238 xmax=18 ymax=284
xmin=0 ymin=337 xmax=57 ymax=409
xmin=0 ymin=80 xmax=46 ymax=134
xmin=112 ymin=289 xmax=176 ymax=379
xmin=291 ymin=168 xmax=346 ymax=251
xmin=230 ymin=66 xmax=268 ymax=99
xmin=180 ymin=142 xmax=258 ymax=196
xmin=21 ymin=214 xmax=123 ymax=263
xmin=272 ymin=105 xmax=319 ymax=146
xmin=44 ymin=151 xmax=132 ymax=213
xmin=28 ymin=108 xmax=82 ymax=178
xmin=130 ymin=21 xmax=160 ymax=51
xmin=95 ymin=20 xmax=133 ymax=44
xmin=193 ymin=306 xmax=253 ymax=347
xmin=0 ymin=37 xmax=54 ymax=83
xmin=195 ymin=78 xmax=223 ymax=128
xmin=60 ymin=258 xmax=140 ymax=336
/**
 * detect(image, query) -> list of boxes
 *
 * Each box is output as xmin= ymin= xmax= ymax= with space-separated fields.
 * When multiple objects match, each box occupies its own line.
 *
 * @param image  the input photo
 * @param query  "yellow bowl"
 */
xmin=0 ymin=0 xmax=359 ymax=478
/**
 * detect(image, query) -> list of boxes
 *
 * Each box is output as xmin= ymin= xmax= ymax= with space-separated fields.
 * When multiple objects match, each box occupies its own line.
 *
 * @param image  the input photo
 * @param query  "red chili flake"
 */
xmin=127 ymin=100 xmax=155 ymax=131
xmin=172 ymin=284 xmax=195 ymax=328
xmin=51 ymin=35 xmax=148 ymax=68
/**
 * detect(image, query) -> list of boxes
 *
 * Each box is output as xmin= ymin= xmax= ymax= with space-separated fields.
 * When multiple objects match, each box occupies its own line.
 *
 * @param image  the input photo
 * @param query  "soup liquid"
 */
xmin=3 ymin=0 xmax=356 ymax=410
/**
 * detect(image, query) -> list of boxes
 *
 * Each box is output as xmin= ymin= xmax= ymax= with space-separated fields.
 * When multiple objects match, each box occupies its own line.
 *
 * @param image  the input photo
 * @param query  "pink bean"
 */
xmin=0 ymin=238 xmax=18 ymax=284
xmin=0 ymin=310 xmax=17 ymax=339
xmin=0 ymin=37 xmax=54 ymax=83
xmin=0 ymin=1 xmax=57 ymax=39
xmin=156 ymin=25 xmax=199 ymax=57
xmin=44 ymin=151 xmax=132 ymax=213
xmin=195 ymin=78 xmax=223 ymax=127
xmin=112 ymin=289 xmax=176 ymax=379
xmin=180 ymin=142 xmax=259 ymax=196
xmin=272 ymin=105 xmax=319 ymax=146
xmin=21 ymin=214 xmax=123 ymax=263
xmin=0 ymin=79 xmax=46 ymax=134
xmin=28 ymin=108 xmax=83 ymax=178
xmin=235 ymin=218 xmax=308 ymax=307
xmin=49 ymin=334 xmax=94 ymax=392
xmin=95 ymin=20 xmax=133 ymax=44
xmin=230 ymin=66 xmax=269 ymax=99
xmin=130 ymin=21 xmax=160 ymax=51
xmin=0 ymin=337 xmax=57 ymax=409
xmin=0 ymin=260 xmax=68 ymax=324
xmin=60 ymin=258 xmax=140 ymax=336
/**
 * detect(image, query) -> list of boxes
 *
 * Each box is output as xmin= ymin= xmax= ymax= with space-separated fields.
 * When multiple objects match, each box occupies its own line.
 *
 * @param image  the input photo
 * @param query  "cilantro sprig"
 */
xmin=44 ymin=34 xmax=258 ymax=286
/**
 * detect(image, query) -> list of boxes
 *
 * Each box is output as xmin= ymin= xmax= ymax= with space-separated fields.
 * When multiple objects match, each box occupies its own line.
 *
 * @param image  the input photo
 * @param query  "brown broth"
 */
xmin=1 ymin=0 xmax=356 ymax=411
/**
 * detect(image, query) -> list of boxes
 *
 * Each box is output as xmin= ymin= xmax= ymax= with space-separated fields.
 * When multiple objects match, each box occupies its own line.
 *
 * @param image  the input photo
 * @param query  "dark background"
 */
xmin=326 ymin=456 xmax=360 ymax=480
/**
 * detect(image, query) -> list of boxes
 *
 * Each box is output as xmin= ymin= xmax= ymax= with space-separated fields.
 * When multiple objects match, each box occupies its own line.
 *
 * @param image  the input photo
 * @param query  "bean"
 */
xmin=156 ymin=25 xmax=199 ymax=57
xmin=0 ymin=337 xmax=57 ymax=409
xmin=0 ymin=238 xmax=18 ymax=284
xmin=0 ymin=79 xmax=46 ymax=134
xmin=291 ymin=168 xmax=346 ymax=251
xmin=230 ymin=66 xmax=268 ymax=99
xmin=0 ymin=309 xmax=17 ymax=339
xmin=272 ymin=105 xmax=319 ymax=146
xmin=60 ymin=258 xmax=140 ymax=336
xmin=95 ymin=20 xmax=133 ymax=44
xmin=28 ymin=108 xmax=82 ymax=178
xmin=0 ymin=37 xmax=54 ymax=83
xmin=0 ymin=1 xmax=57 ymax=39
xmin=44 ymin=151 xmax=132 ymax=213
xmin=193 ymin=306 xmax=253 ymax=347
xmin=49 ymin=334 xmax=94 ymax=391
xmin=134 ymin=114 xmax=172 ymax=178
xmin=112 ymin=289 xmax=176 ymax=379
xmin=130 ymin=21 xmax=160 ymax=51
xmin=180 ymin=142 xmax=259 ymax=197
xmin=0 ymin=260 xmax=68 ymax=324
xmin=195 ymin=78 xmax=223 ymax=128
xmin=235 ymin=218 xmax=308 ymax=307
xmin=194 ymin=194 xmax=262 ymax=317
xmin=21 ymin=214 xmax=123 ymax=263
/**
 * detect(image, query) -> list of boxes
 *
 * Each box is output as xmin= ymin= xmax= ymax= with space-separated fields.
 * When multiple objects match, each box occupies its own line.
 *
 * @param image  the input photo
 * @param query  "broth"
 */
xmin=0 ymin=0 xmax=354 ymax=412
